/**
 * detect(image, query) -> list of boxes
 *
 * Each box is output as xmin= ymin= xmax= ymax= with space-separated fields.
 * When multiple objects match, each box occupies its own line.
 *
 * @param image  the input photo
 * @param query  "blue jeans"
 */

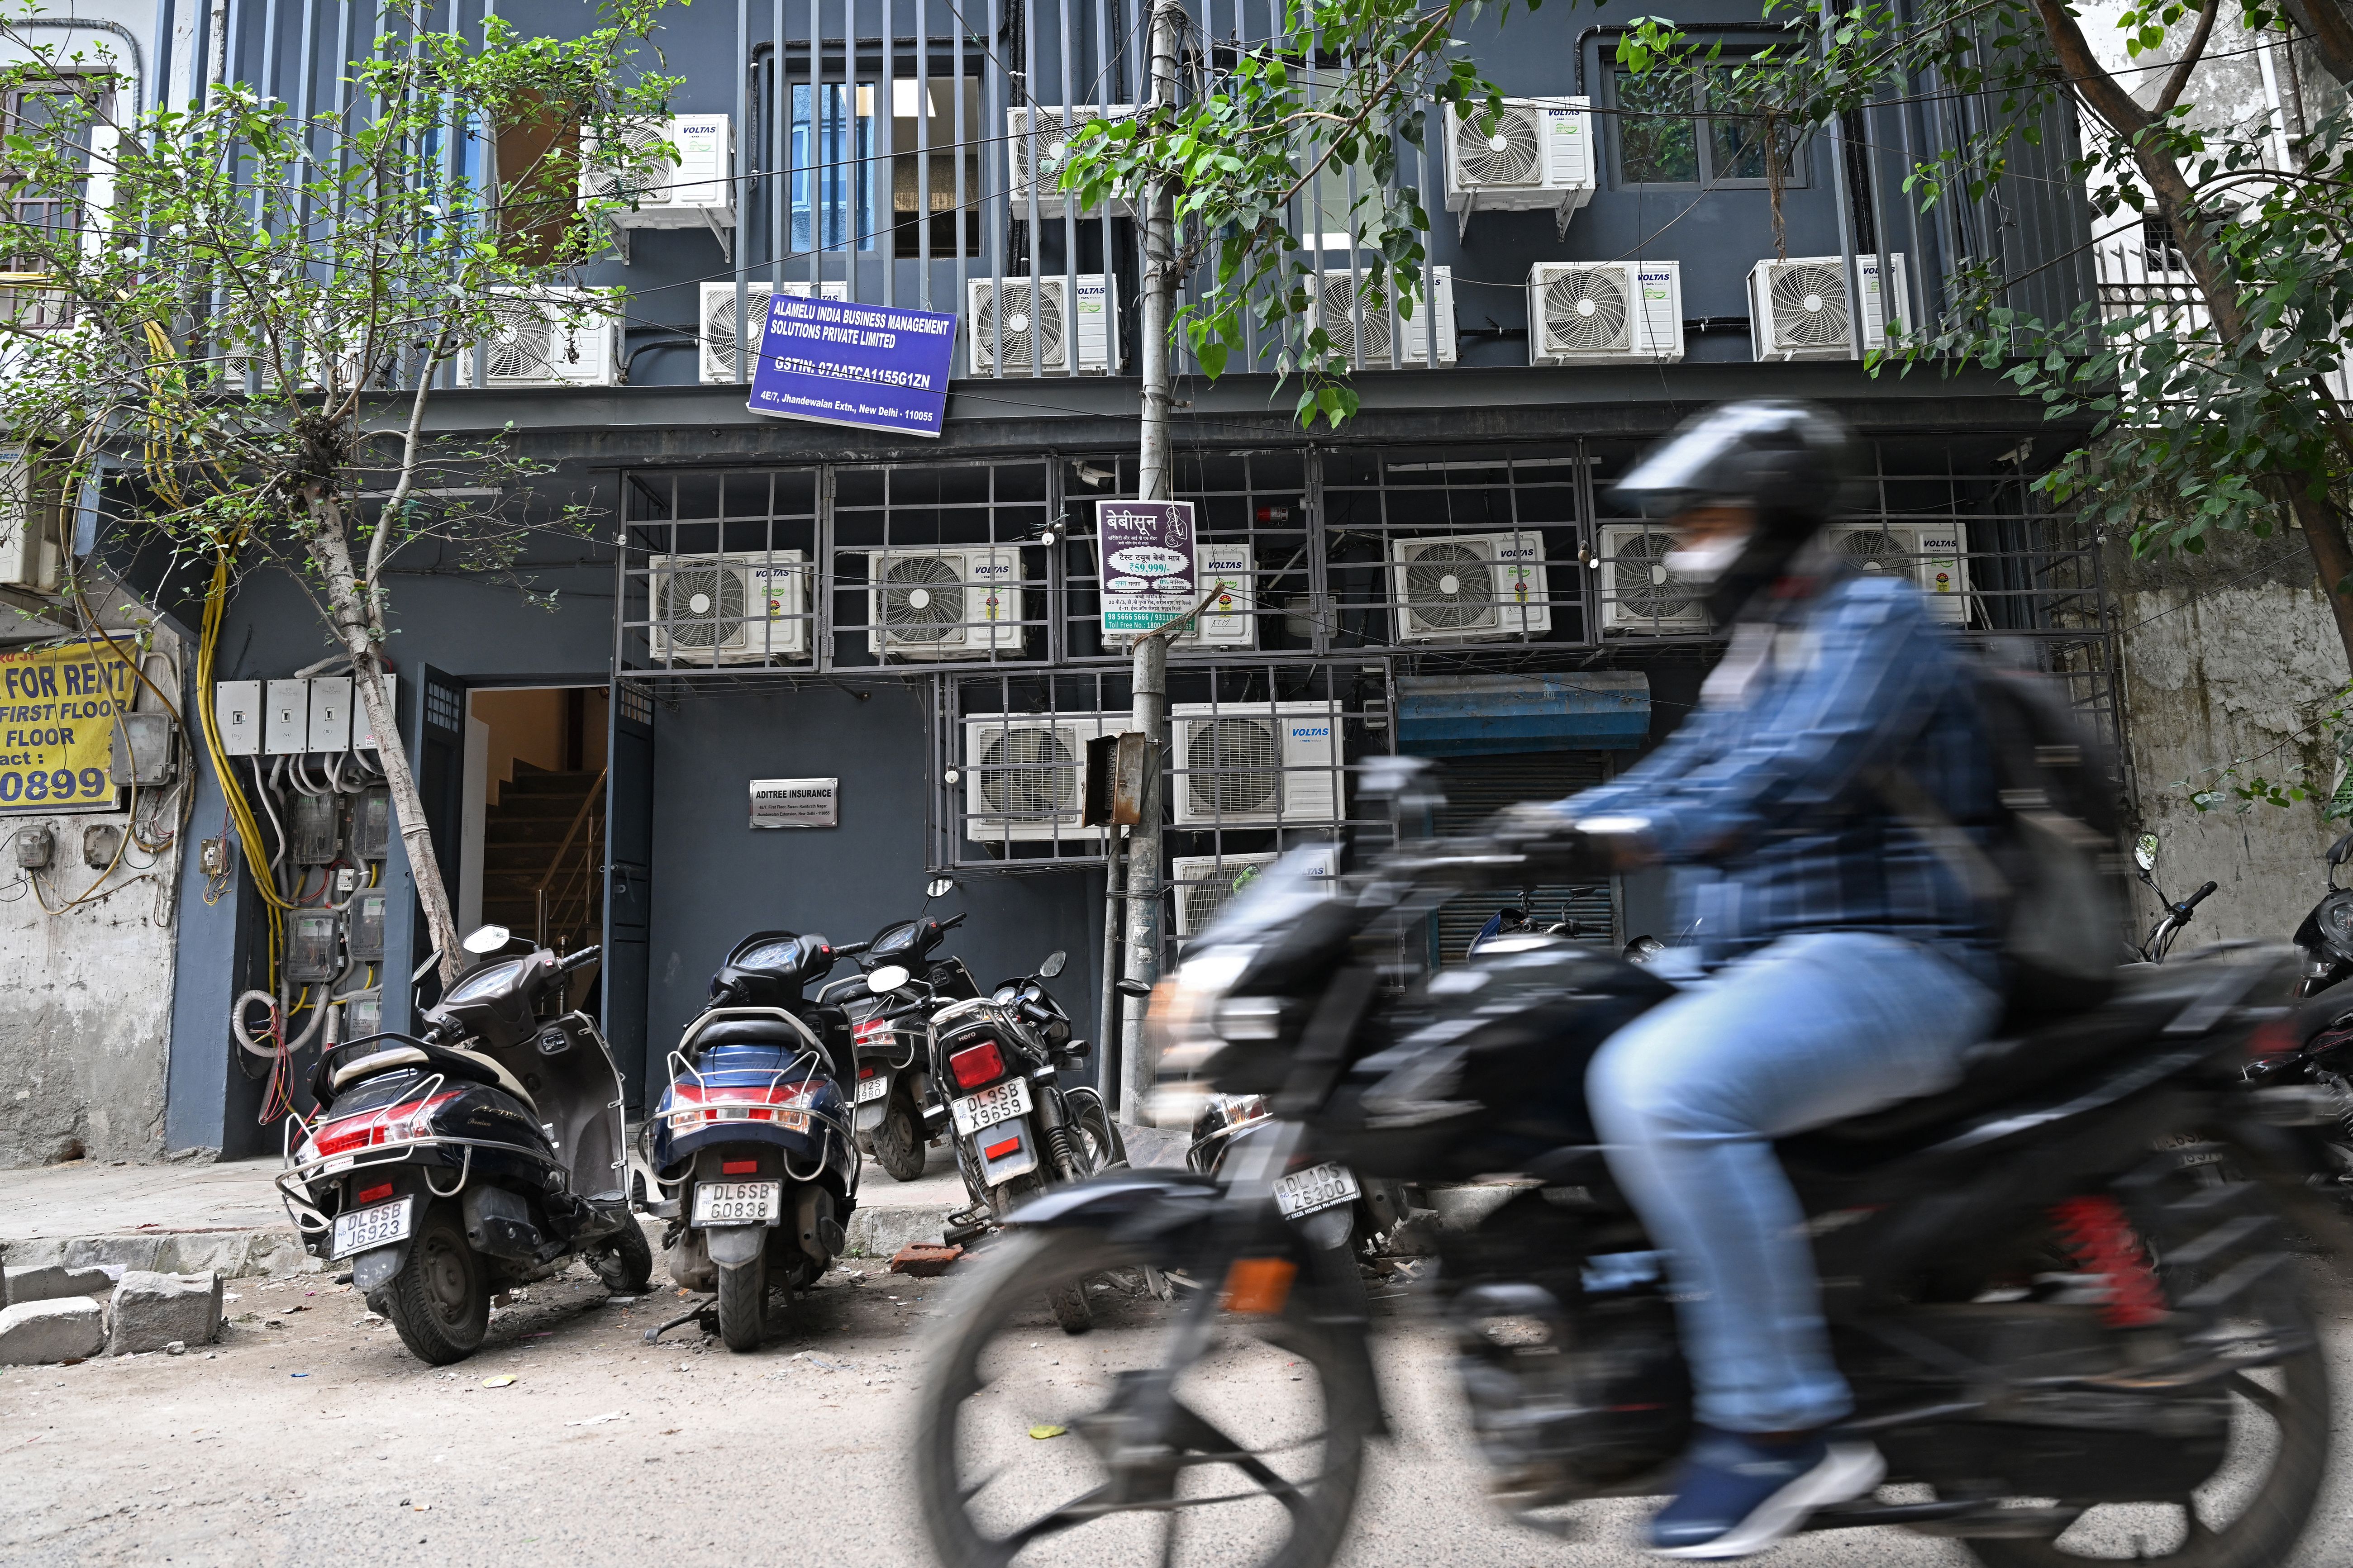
xmin=1586 ymin=931 xmax=1998 ymax=1434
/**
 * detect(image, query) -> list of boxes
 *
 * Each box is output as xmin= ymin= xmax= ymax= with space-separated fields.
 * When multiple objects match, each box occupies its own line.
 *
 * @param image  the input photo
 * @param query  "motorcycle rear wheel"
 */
xmin=873 ymin=1086 xmax=929 ymax=1182
xmin=718 ymin=1254 xmax=769 ymax=1352
xmin=382 ymin=1202 xmax=487 ymax=1365
xmin=917 ymin=1227 xmax=1372 ymax=1568
xmin=588 ymin=1216 xmax=654 ymax=1294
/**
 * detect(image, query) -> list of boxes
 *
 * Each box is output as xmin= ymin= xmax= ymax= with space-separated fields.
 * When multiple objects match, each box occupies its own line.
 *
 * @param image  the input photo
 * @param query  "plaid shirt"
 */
xmin=1567 ymin=572 xmax=2001 ymax=982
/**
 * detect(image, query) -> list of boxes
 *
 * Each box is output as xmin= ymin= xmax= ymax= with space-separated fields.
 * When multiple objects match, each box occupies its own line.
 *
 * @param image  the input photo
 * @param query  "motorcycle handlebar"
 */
xmin=939 ymin=912 xmax=968 ymax=931
xmin=558 ymin=945 xmax=603 ymax=973
xmin=2181 ymin=881 xmax=2219 ymax=914
xmin=834 ymin=939 xmax=872 ymax=957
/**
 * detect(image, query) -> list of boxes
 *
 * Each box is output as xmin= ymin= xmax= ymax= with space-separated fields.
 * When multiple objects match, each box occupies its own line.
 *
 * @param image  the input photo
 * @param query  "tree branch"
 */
xmin=2152 ymin=0 xmax=2220 ymax=116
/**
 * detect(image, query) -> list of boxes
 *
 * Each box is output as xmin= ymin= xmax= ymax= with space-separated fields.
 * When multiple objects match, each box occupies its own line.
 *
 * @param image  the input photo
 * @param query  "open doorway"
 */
xmin=459 ymin=686 xmax=610 ymax=957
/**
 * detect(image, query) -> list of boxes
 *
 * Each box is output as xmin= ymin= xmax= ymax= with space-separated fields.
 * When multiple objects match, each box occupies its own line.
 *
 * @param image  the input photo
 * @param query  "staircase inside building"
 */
xmin=481 ymin=762 xmax=605 ymax=949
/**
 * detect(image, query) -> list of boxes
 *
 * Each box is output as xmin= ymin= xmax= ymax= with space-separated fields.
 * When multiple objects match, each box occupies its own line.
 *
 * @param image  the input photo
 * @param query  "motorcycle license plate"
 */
xmin=950 ymin=1077 xmax=1032 ymax=1137
xmin=854 ymin=1073 xmax=891 ymax=1104
xmin=330 ymin=1196 xmax=414 ymax=1260
xmin=1274 ymin=1163 xmax=1360 ymax=1220
xmin=692 ymin=1180 xmax=782 ymax=1226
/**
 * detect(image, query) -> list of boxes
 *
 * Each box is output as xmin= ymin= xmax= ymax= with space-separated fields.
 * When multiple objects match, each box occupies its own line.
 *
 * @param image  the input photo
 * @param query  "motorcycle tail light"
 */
xmin=663 ymin=1080 xmax=818 ymax=1129
xmin=853 ymin=1018 xmax=893 ymax=1049
xmin=949 ymin=1041 xmax=1005 ymax=1091
xmin=306 ymin=1092 xmax=463 ymax=1160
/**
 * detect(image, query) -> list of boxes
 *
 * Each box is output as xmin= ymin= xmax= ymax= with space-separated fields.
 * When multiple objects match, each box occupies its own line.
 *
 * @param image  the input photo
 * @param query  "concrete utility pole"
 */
xmin=1116 ymin=0 xmax=1186 ymax=1125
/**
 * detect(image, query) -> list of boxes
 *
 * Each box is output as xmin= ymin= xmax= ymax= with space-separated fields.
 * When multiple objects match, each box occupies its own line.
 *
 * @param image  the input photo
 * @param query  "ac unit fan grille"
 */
xmin=1767 ymin=263 xmax=1849 ymax=349
xmin=591 ymin=124 xmax=669 ymax=201
xmin=976 ymin=280 xmax=1065 ymax=371
xmin=1186 ymin=718 xmax=1281 ymax=816
xmin=1404 ymin=541 xmax=1496 ymax=630
xmin=978 ymin=727 xmax=1078 ymax=817
xmin=486 ymin=310 xmax=555 ymax=380
xmin=1182 ymin=864 xmax=1263 ymax=932
xmin=882 ymin=556 xmax=966 ymax=643
xmin=655 ymin=566 xmax=748 ymax=649
xmin=1540 ymin=271 xmax=1633 ymax=355
xmin=702 ymin=287 xmax=767 ymax=377
xmin=1320 ymin=277 xmax=1391 ymax=363
xmin=1610 ymin=531 xmax=1700 ymax=622
xmin=1454 ymin=106 xmax=1542 ymax=186
xmin=1834 ymin=529 xmax=1914 ymax=577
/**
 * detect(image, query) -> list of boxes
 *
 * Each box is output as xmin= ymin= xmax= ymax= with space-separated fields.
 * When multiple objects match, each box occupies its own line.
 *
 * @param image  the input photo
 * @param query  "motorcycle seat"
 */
xmin=328 ymin=1042 xmax=538 ymax=1114
xmin=1811 ymin=944 xmax=2291 ymax=1145
xmin=688 ymin=1016 xmax=826 ymax=1056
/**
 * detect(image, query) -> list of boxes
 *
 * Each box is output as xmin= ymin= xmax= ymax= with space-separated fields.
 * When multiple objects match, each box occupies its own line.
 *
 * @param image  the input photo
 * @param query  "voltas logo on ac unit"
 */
xmin=1290 ymin=725 xmax=1331 ymax=740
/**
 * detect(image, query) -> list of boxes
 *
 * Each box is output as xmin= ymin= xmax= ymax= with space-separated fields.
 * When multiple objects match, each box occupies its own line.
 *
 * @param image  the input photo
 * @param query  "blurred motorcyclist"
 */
xmin=1510 ymin=402 xmax=2002 ymax=1557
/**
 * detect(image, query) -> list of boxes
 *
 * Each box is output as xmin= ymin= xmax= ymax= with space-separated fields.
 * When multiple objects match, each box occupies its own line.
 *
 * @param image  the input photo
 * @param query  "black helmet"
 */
xmin=1610 ymin=401 xmax=1856 ymax=620
xmin=1610 ymin=400 xmax=1853 ymax=532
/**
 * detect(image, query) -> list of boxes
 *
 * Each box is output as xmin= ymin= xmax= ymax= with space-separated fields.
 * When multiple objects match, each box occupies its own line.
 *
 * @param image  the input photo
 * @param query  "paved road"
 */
xmin=9 ymin=1250 xmax=2353 ymax=1567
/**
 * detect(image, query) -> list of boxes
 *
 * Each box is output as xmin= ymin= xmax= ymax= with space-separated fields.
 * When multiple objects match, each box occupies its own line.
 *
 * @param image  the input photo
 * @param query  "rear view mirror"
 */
xmin=462 ymin=924 xmax=511 ymax=955
xmin=2330 ymin=833 xmax=2353 ymax=869
xmin=2133 ymin=833 xmax=2159 ymax=874
xmin=1115 ymin=978 xmax=1153 ymax=998
xmin=926 ymin=876 xmax=956 ymax=898
xmin=1038 ymin=950 xmax=1067 ymax=979
xmin=867 ymin=964 xmax=911 ymax=994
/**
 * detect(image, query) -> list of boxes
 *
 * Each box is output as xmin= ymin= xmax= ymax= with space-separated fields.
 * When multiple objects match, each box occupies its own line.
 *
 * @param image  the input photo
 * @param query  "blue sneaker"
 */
xmin=1644 ymin=1426 xmax=1885 ymax=1558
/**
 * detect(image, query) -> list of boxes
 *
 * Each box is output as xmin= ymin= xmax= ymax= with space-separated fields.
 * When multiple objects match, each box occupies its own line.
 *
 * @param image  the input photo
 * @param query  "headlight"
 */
xmin=1141 ymin=945 xmax=1259 ymax=1111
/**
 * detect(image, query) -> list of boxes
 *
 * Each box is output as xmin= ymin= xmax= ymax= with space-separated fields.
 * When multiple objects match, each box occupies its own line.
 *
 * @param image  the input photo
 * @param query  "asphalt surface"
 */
xmin=9 ymin=1247 xmax=2353 ymax=1567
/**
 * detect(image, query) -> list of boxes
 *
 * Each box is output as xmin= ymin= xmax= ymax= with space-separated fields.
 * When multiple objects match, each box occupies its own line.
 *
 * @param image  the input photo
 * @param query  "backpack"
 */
xmin=1875 ymin=660 xmax=2128 ymax=1022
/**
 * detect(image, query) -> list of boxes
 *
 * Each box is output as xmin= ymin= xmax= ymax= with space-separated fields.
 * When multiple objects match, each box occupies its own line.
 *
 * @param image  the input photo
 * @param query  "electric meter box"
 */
xmin=215 ymin=681 xmax=262 ymax=756
xmin=264 ymin=679 xmax=310 ymax=754
xmin=290 ymin=790 xmax=340 ymax=865
xmin=285 ymin=910 xmax=341 ymax=983
xmin=343 ymin=993 xmax=382 ymax=1038
xmin=110 ymin=711 xmax=175 ymax=787
xmin=306 ymin=676 xmax=353 ymax=752
xmin=352 ymin=786 xmax=391 ymax=860
xmin=347 ymin=888 xmax=386 ymax=961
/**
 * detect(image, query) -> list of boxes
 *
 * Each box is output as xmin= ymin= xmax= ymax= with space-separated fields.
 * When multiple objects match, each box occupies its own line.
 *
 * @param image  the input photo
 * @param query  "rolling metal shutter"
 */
xmin=1430 ymin=751 xmax=1618 ymax=965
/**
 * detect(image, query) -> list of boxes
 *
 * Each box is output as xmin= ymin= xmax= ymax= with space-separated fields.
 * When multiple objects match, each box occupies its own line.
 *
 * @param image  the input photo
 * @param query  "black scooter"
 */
xmin=638 ymin=929 xmax=862 ymax=1351
xmin=2291 ymin=830 xmax=2353 ymax=997
xmin=817 ymin=878 xmax=981 ymax=1182
xmin=279 ymin=925 xmax=652 ymax=1365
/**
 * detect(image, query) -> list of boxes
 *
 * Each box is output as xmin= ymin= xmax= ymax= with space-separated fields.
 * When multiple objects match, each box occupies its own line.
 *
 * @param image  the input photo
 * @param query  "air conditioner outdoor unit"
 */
xmin=1822 ymin=521 xmax=1971 ymax=625
xmin=962 ymin=711 xmax=1117 ymax=844
xmin=966 ymin=274 xmax=1116 ymax=375
xmin=1442 ymin=97 xmax=1595 ymax=237
xmin=1311 ymin=267 xmax=1456 ymax=367
xmin=1389 ymin=531 xmax=1550 ymax=642
xmin=1171 ymin=843 xmax=1338 ymax=937
xmin=1172 ymin=541 xmax=1256 ymax=649
xmin=1007 ymin=105 xmax=1140 ymax=217
xmin=1748 ymin=253 xmax=1910 ymax=361
xmin=581 ymin=114 xmax=735 ymax=228
xmin=1170 ymin=702 xmax=1341 ymax=828
xmin=0 ymin=451 xmax=63 ymax=594
xmin=458 ymin=289 xmax=622 ymax=387
xmin=699 ymin=280 xmax=850 ymax=383
xmin=646 ymin=552 xmax=809 ymax=664
xmin=1528 ymin=261 xmax=1683 ymax=364
xmin=867 ymin=547 xmax=1024 ymax=659
xmin=1597 ymin=523 xmax=1710 ymax=633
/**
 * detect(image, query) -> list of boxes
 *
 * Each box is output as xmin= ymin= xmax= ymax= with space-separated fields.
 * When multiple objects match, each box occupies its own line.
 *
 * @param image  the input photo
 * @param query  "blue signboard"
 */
xmin=746 ymin=294 xmax=957 ymax=439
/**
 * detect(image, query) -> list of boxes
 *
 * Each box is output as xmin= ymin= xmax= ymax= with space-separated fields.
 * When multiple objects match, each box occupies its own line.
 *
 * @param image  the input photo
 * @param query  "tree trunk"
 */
xmin=2279 ymin=0 xmax=2353 ymax=87
xmin=306 ymin=495 xmax=463 ymax=988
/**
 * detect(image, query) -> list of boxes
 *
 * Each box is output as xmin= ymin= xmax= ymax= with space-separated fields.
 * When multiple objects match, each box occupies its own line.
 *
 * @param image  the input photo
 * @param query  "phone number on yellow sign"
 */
xmin=0 ymin=641 xmax=135 ymax=815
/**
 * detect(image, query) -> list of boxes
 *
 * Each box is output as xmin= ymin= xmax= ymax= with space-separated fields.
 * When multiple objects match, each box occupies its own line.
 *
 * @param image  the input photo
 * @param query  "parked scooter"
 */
xmin=1186 ymin=1093 xmax=1408 ymax=1255
xmin=638 ymin=930 xmax=861 ymax=1351
xmin=2133 ymin=832 xmax=2218 ymax=963
xmin=865 ymin=946 xmax=1120 ymax=1330
xmin=2291 ymin=830 xmax=2353 ymax=997
xmin=278 ymin=925 xmax=651 ymax=1366
xmin=819 ymin=879 xmax=981 ymax=1182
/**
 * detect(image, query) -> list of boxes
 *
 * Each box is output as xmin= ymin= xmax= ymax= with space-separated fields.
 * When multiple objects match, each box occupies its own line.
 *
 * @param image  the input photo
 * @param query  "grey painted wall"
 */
xmin=640 ymin=683 xmax=1107 ymax=1111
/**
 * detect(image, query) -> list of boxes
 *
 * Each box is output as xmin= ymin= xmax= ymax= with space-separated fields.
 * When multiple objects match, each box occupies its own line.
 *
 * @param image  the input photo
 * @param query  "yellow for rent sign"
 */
xmin=0 ymin=640 xmax=135 ymax=814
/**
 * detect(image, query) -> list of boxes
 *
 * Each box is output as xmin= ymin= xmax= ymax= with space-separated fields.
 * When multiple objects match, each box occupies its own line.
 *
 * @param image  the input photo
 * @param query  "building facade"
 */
xmin=0 ymin=0 xmax=2123 ymax=1160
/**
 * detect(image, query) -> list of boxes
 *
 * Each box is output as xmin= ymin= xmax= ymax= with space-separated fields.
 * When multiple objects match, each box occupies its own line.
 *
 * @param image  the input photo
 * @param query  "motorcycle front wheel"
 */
xmin=588 ymin=1216 xmax=654 ymax=1294
xmin=917 ymin=1227 xmax=1373 ymax=1568
xmin=873 ymin=1085 xmax=929 ymax=1182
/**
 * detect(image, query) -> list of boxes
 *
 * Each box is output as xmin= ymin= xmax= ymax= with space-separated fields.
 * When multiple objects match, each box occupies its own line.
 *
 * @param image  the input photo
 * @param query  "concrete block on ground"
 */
xmin=107 ymin=1270 xmax=224 ymax=1356
xmin=845 ymin=1205 xmax=947 ymax=1258
xmin=3 ymin=1264 xmax=118 ymax=1304
xmin=1116 ymin=1123 xmax=1188 ymax=1169
xmin=0 ymin=1297 xmax=107 ymax=1364
xmin=4 ymin=1229 xmax=316 ymax=1282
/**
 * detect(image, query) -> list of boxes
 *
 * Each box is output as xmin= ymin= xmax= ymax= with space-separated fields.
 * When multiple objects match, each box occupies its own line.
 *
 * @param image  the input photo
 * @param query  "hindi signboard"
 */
xmin=745 ymin=293 xmax=957 ymax=439
xmin=1096 ymin=499 xmax=1197 ymax=639
xmin=749 ymin=777 xmax=840 ymax=829
xmin=0 ymin=639 xmax=134 ymax=815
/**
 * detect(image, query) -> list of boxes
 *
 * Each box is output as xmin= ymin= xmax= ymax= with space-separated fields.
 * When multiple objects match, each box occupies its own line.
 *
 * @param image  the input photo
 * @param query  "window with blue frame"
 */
xmin=791 ymin=82 xmax=876 ymax=252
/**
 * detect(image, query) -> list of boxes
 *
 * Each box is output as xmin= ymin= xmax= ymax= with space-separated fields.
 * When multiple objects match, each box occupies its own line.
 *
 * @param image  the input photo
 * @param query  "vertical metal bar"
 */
xmin=1021 ymin=0 xmax=1043 ymax=377
xmin=952 ymin=0 xmax=969 ymax=341
xmin=1057 ymin=0 xmax=1080 ymax=372
xmin=986 ymin=0 xmax=1006 ymax=376
xmin=881 ymin=0 xmax=896 ymax=308
xmin=816 ymin=462 xmax=837 ymax=673
xmin=1304 ymin=447 xmax=1329 ymax=657
xmin=737 ymin=0 xmax=752 ymax=380
xmin=916 ymin=0 xmax=932 ymax=309
xmin=1092 ymin=0 xmax=1113 ymax=368
xmin=772 ymin=0 xmax=786 ymax=285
